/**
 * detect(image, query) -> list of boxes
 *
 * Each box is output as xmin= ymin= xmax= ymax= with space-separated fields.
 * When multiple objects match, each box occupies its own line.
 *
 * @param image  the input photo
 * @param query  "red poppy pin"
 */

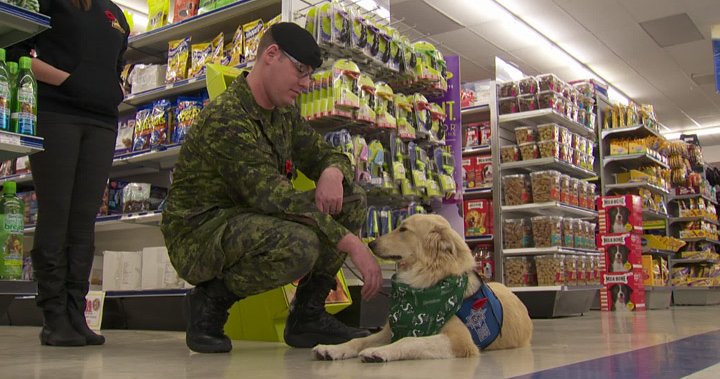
xmin=105 ymin=10 xmax=126 ymax=34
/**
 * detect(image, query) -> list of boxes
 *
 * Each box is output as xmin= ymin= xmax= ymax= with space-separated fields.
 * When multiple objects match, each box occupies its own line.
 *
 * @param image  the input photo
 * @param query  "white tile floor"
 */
xmin=1 ymin=307 xmax=719 ymax=379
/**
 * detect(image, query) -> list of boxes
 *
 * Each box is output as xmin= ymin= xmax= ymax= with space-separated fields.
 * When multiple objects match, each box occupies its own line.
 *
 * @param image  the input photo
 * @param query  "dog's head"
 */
xmin=369 ymin=214 xmax=475 ymax=286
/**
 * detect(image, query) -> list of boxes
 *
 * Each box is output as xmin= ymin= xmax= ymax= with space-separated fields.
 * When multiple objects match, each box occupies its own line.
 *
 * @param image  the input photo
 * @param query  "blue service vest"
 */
xmin=456 ymin=282 xmax=503 ymax=350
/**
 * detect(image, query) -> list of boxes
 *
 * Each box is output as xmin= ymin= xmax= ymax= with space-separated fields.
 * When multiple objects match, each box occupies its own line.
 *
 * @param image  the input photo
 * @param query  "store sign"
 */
xmin=714 ymin=25 xmax=720 ymax=93
xmin=429 ymin=55 xmax=461 ymax=199
xmin=430 ymin=56 xmax=463 ymax=235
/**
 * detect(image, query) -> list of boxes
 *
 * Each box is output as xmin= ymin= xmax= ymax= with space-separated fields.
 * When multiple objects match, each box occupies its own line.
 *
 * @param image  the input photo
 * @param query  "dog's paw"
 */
xmin=312 ymin=344 xmax=359 ymax=361
xmin=359 ymin=347 xmax=392 ymax=363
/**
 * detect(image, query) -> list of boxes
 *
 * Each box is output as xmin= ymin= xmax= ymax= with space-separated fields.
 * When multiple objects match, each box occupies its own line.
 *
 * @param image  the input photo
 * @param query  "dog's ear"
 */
xmin=425 ymin=225 xmax=470 ymax=257
xmin=426 ymin=226 xmax=456 ymax=256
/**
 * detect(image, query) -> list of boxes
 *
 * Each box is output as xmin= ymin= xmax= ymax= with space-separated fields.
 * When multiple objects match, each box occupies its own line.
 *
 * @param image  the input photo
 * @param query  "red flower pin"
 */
xmin=105 ymin=10 xmax=116 ymax=22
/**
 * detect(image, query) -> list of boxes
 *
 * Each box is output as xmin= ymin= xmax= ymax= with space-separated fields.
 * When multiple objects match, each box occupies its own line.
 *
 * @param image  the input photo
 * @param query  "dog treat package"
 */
xmin=462 ymin=158 xmax=475 ymax=189
xmin=132 ymin=106 xmax=153 ymax=152
xmin=149 ymin=99 xmax=173 ymax=148
xmin=597 ymin=233 xmax=642 ymax=274
xmin=475 ymin=155 xmax=492 ymax=189
xmin=502 ymin=174 xmax=532 ymax=206
xmin=173 ymin=0 xmax=199 ymax=23
xmin=115 ymin=114 xmax=135 ymax=155
xmin=243 ymin=19 xmax=264 ymax=63
xmin=463 ymin=199 xmax=493 ymax=237
xmin=166 ymin=38 xmax=190 ymax=83
xmin=504 ymin=256 xmax=536 ymax=287
xmin=599 ymin=270 xmax=646 ymax=312
xmin=597 ymin=195 xmax=643 ymax=234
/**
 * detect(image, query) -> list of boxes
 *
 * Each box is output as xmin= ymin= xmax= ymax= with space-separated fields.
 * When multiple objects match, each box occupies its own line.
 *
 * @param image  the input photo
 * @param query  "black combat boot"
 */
xmin=284 ymin=273 xmax=370 ymax=348
xmin=66 ymin=244 xmax=105 ymax=345
xmin=185 ymin=278 xmax=241 ymax=353
xmin=32 ymin=248 xmax=86 ymax=347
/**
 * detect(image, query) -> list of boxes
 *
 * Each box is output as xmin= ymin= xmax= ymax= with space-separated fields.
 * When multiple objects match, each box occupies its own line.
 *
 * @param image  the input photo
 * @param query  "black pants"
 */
xmin=30 ymin=119 xmax=116 ymax=309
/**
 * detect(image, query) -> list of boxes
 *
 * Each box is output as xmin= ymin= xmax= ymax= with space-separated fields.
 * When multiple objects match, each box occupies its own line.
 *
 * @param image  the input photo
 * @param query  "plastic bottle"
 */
xmin=0 ymin=181 xmax=25 ymax=279
xmin=0 ymin=48 xmax=10 ymax=131
xmin=11 ymin=56 xmax=37 ymax=136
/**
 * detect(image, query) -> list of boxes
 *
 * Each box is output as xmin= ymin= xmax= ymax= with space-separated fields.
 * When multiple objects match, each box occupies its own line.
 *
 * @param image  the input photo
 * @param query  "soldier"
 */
xmin=161 ymin=22 xmax=383 ymax=354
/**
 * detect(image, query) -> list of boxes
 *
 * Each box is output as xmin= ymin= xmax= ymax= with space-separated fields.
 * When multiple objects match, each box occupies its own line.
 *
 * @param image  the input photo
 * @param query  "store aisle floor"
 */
xmin=1 ymin=306 xmax=720 ymax=379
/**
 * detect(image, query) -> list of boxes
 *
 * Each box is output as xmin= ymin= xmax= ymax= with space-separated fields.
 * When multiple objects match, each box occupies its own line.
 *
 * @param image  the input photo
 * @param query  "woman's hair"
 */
xmin=70 ymin=0 xmax=92 ymax=10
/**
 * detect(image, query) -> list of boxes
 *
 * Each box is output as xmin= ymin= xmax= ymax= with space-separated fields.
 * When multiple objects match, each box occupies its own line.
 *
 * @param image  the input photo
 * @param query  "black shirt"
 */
xmin=8 ymin=0 xmax=130 ymax=129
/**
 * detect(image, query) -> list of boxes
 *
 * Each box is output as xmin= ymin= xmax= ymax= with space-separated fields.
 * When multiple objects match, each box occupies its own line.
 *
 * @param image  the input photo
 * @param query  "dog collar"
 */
xmin=388 ymin=274 xmax=467 ymax=342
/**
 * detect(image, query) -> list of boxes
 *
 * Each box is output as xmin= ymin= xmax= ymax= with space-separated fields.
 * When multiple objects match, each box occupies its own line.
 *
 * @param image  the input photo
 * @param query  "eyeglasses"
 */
xmin=282 ymin=50 xmax=313 ymax=79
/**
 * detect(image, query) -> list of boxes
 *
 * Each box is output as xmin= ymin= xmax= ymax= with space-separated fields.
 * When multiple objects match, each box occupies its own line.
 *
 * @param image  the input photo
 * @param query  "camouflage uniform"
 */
xmin=161 ymin=74 xmax=366 ymax=298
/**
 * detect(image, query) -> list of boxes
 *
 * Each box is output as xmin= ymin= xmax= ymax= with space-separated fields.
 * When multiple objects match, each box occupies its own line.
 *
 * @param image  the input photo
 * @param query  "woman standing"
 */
xmin=8 ymin=0 xmax=129 ymax=346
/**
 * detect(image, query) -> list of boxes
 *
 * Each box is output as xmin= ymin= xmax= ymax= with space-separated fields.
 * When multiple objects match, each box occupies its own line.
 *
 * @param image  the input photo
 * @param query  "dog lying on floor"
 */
xmin=313 ymin=214 xmax=533 ymax=362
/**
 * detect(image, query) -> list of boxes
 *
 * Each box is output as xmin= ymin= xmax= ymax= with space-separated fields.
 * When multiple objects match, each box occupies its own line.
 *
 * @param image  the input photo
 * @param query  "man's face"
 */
xmin=265 ymin=45 xmax=313 ymax=107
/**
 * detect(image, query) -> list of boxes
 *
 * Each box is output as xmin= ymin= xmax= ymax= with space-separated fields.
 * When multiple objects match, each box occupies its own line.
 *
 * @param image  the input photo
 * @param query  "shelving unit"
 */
xmin=483 ymin=59 xmax=604 ymax=318
xmin=0 ymin=2 xmax=50 ymax=48
xmin=0 ymin=9 xmax=47 ymax=315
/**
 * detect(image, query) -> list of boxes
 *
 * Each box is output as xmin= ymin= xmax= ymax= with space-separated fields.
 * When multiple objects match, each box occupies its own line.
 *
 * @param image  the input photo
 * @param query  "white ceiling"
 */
xmin=389 ymin=0 xmax=720 ymax=143
xmin=114 ymin=0 xmax=720 ymax=143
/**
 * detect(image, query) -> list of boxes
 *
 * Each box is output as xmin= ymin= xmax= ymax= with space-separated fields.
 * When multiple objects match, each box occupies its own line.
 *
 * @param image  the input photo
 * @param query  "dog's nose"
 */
xmin=368 ymin=240 xmax=377 ymax=251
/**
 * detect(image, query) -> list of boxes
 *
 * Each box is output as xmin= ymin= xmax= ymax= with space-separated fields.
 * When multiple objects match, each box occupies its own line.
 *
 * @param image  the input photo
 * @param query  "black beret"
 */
xmin=270 ymin=22 xmax=323 ymax=69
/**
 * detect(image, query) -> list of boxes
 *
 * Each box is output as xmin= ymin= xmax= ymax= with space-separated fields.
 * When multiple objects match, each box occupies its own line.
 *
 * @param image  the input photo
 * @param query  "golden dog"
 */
xmin=313 ymin=214 xmax=533 ymax=362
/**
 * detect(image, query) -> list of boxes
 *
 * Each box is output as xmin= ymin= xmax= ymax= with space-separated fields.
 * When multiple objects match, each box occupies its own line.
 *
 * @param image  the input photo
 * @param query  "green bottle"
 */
xmin=0 ymin=48 xmax=10 ymax=131
xmin=11 ymin=56 xmax=37 ymax=136
xmin=0 ymin=181 xmax=25 ymax=279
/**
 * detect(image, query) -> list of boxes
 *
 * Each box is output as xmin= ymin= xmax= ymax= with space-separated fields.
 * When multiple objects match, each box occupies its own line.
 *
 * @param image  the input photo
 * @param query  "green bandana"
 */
xmin=388 ymin=274 xmax=468 ymax=342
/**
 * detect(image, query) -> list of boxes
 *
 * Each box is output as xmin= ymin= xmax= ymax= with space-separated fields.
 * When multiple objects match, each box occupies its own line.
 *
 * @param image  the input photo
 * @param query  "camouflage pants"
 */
xmin=171 ymin=185 xmax=366 ymax=298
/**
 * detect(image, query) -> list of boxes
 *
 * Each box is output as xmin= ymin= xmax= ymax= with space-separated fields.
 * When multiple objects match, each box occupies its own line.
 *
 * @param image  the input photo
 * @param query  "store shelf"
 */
xmin=0 ymin=173 xmax=33 ymax=186
xmin=642 ymin=249 xmax=675 ymax=256
xmin=463 ymin=187 xmax=492 ymax=198
xmin=498 ymin=109 xmax=596 ymax=140
xmin=600 ymin=124 xmax=663 ymax=140
xmin=642 ymin=209 xmax=669 ymax=221
xmin=25 ymin=210 xmax=162 ymax=235
xmin=462 ymin=145 xmax=491 ymax=156
xmin=605 ymin=182 xmax=670 ymax=196
xmin=671 ymin=258 xmax=720 ymax=264
xmin=0 ymin=131 xmax=44 ymax=161
xmin=461 ymin=104 xmax=490 ymax=116
xmin=465 ymin=235 xmax=494 ymax=244
xmin=111 ymin=144 xmax=183 ymax=176
xmin=0 ymin=2 xmax=51 ymax=48
xmin=0 ymin=280 xmax=36 ymax=295
xmin=501 ymin=202 xmax=597 ymax=218
xmin=681 ymin=237 xmax=720 ymax=245
xmin=673 ymin=287 xmax=720 ymax=305
xmin=501 ymin=158 xmax=596 ymax=179
xmin=670 ymin=193 xmax=718 ymax=205
xmin=105 ymin=288 xmax=189 ymax=299
xmin=125 ymin=0 xmax=281 ymax=61
xmin=503 ymin=246 xmax=600 ymax=256
xmin=122 ymin=76 xmax=207 ymax=108
xmin=669 ymin=216 xmax=719 ymax=226
xmin=511 ymin=285 xmax=601 ymax=292
xmin=603 ymin=153 xmax=669 ymax=169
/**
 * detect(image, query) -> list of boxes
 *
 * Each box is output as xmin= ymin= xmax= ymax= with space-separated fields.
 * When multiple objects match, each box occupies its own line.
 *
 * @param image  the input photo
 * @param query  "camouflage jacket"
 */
xmin=161 ymin=74 xmax=355 ymax=251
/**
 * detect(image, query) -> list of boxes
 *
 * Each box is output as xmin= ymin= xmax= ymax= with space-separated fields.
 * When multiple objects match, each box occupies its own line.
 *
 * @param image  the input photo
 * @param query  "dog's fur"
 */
xmin=313 ymin=214 xmax=533 ymax=362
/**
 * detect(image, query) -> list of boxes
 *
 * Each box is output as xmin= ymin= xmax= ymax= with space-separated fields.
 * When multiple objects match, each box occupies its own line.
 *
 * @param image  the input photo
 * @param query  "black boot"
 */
xmin=185 ymin=278 xmax=241 ymax=353
xmin=284 ymin=273 xmax=370 ymax=348
xmin=66 ymin=245 xmax=105 ymax=345
xmin=32 ymin=248 xmax=86 ymax=347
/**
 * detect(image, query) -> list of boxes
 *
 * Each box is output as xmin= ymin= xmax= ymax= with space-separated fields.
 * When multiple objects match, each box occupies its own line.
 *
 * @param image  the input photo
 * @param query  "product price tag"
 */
xmin=84 ymin=290 xmax=106 ymax=331
xmin=0 ymin=132 xmax=21 ymax=146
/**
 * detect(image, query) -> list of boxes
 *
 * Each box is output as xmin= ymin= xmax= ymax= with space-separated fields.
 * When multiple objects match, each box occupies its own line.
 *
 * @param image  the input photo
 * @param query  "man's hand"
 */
xmin=337 ymin=234 xmax=382 ymax=300
xmin=316 ymin=167 xmax=344 ymax=215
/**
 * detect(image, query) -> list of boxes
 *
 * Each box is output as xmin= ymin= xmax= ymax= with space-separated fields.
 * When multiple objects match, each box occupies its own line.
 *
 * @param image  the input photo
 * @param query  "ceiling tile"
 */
xmin=391 ymin=0 xmax=464 ymax=35
xmin=423 ymin=0 xmax=500 ymax=27
xmin=665 ymin=40 xmax=715 ymax=77
xmin=639 ymin=13 xmax=704 ymax=48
